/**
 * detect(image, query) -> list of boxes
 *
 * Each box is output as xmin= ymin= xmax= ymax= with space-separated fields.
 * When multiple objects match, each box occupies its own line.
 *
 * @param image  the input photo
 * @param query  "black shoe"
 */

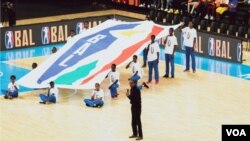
xmin=129 ymin=135 xmax=137 ymax=138
xmin=4 ymin=95 xmax=8 ymax=99
xmin=183 ymin=69 xmax=190 ymax=72
xmin=136 ymin=137 xmax=143 ymax=140
xmin=142 ymin=64 xmax=146 ymax=68
xmin=142 ymin=82 xmax=149 ymax=89
xmin=39 ymin=101 xmax=46 ymax=104
xmin=171 ymin=76 xmax=174 ymax=78
xmin=163 ymin=75 xmax=169 ymax=78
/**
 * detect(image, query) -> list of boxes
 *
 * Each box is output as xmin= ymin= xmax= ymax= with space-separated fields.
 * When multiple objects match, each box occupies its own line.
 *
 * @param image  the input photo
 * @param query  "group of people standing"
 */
xmin=3 ymin=20 xmax=197 ymax=140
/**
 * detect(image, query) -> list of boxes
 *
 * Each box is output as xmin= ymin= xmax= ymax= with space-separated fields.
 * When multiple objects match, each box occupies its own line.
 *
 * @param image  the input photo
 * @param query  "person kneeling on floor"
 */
xmin=4 ymin=75 xmax=19 ymax=99
xmin=39 ymin=81 xmax=58 ymax=104
xmin=126 ymin=55 xmax=149 ymax=90
xmin=84 ymin=83 xmax=104 ymax=108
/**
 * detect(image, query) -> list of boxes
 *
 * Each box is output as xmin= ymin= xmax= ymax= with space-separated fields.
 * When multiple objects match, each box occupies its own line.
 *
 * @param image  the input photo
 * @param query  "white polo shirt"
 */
xmin=147 ymin=42 xmax=160 ymax=62
xmin=182 ymin=27 xmax=197 ymax=47
xmin=8 ymin=82 xmax=19 ymax=92
xmin=129 ymin=62 xmax=143 ymax=77
xmin=49 ymin=87 xmax=59 ymax=101
xmin=92 ymin=89 xmax=104 ymax=101
xmin=165 ymin=35 xmax=178 ymax=55
xmin=108 ymin=71 xmax=120 ymax=85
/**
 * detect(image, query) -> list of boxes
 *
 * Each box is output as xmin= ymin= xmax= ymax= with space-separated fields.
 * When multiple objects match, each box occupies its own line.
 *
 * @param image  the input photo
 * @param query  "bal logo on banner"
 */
xmin=37 ymin=23 xmax=139 ymax=84
xmin=17 ymin=20 xmax=179 ymax=89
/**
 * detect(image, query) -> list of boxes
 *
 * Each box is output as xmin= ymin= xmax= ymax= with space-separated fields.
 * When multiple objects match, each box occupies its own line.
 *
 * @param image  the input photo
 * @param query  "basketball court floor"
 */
xmin=1 ymin=10 xmax=250 ymax=141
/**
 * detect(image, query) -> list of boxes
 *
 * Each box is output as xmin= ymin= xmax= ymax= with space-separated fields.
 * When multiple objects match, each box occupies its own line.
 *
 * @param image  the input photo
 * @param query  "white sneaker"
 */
xmin=174 ymin=10 xmax=179 ymax=14
xmin=167 ymin=9 xmax=173 ymax=13
xmin=164 ymin=8 xmax=168 ymax=11
xmin=210 ymin=16 xmax=214 ymax=20
xmin=204 ymin=15 xmax=208 ymax=19
xmin=139 ymin=4 xmax=145 ymax=7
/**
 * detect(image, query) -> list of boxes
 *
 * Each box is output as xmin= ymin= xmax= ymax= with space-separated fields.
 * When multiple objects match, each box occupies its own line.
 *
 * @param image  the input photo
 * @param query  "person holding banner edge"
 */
xmin=146 ymin=35 xmax=160 ymax=84
xmin=180 ymin=21 xmax=197 ymax=73
xmin=163 ymin=28 xmax=178 ymax=78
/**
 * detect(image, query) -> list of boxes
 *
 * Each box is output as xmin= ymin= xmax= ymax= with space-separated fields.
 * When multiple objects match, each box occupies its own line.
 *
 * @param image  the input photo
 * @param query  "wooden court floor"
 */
xmin=1 ymin=9 xmax=250 ymax=141
xmin=1 ymin=56 xmax=250 ymax=141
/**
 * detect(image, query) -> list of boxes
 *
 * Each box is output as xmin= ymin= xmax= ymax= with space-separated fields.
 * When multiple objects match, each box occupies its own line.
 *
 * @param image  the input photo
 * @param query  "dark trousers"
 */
xmin=185 ymin=46 xmax=196 ymax=71
xmin=148 ymin=59 xmax=159 ymax=81
xmin=143 ymin=48 xmax=147 ymax=66
xmin=196 ymin=3 xmax=207 ymax=19
xmin=227 ymin=11 xmax=236 ymax=24
xmin=165 ymin=54 xmax=174 ymax=77
xmin=131 ymin=105 xmax=143 ymax=138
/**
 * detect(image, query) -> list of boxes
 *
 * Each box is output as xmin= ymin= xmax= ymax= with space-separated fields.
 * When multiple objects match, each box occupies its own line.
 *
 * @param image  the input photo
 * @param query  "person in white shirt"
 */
xmin=66 ymin=30 xmax=76 ymax=42
xmin=163 ymin=28 xmax=178 ymax=78
xmin=84 ymin=83 xmax=104 ymax=108
xmin=126 ymin=55 xmax=149 ymax=90
xmin=146 ymin=35 xmax=160 ymax=84
xmin=79 ymin=21 xmax=89 ymax=34
xmin=4 ymin=75 xmax=19 ymax=99
xmin=105 ymin=64 xmax=120 ymax=99
xmin=180 ymin=21 xmax=197 ymax=73
xmin=39 ymin=81 xmax=59 ymax=104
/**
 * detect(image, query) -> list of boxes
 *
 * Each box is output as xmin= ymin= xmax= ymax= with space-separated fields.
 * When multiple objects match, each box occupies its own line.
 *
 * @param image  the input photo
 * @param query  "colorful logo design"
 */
xmin=5 ymin=31 xmax=14 ymax=49
xmin=237 ymin=43 xmax=242 ymax=62
xmin=41 ymin=27 xmax=50 ymax=44
xmin=208 ymin=37 xmax=215 ymax=56
xmin=76 ymin=22 xmax=84 ymax=34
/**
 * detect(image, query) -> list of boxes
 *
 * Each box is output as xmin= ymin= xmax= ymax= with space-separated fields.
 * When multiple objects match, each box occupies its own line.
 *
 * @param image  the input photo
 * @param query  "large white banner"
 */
xmin=17 ymin=20 xmax=181 ymax=89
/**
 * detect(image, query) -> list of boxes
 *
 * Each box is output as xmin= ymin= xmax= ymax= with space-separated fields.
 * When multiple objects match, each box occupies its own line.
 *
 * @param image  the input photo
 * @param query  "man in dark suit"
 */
xmin=126 ymin=80 xmax=143 ymax=140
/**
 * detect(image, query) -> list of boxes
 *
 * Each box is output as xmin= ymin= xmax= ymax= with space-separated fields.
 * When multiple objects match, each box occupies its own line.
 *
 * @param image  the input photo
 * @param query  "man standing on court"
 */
xmin=147 ymin=35 xmax=160 ymax=84
xmin=126 ymin=80 xmax=143 ymax=140
xmin=180 ymin=21 xmax=197 ymax=73
xmin=163 ymin=28 xmax=178 ymax=78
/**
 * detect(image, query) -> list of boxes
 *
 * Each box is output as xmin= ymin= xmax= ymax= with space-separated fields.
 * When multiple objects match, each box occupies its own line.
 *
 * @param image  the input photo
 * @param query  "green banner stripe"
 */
xmin=55 ymin=60 xmax=98 ymax=85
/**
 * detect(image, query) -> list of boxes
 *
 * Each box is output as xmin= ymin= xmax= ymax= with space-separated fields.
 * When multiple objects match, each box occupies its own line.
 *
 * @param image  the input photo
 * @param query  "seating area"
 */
xmin=108 ymin=0 xmax=250 ymax=41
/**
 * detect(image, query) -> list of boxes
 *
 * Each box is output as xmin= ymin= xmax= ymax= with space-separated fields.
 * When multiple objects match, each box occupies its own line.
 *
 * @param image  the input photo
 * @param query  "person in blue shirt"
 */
xmin=227 ymin=0 xmax=238 ymax=24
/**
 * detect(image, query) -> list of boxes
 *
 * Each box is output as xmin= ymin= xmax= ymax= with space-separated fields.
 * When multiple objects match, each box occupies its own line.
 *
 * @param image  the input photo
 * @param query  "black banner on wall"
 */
xmin=0 ymin=15 xmax=242 ymax=63
xmin=174 ymin=31 xmax=242 ymax=63
xmin=0 ymin=16 xmax=109 ymax=51
xmin=0 ymin=15 xmax=140 ymax=52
